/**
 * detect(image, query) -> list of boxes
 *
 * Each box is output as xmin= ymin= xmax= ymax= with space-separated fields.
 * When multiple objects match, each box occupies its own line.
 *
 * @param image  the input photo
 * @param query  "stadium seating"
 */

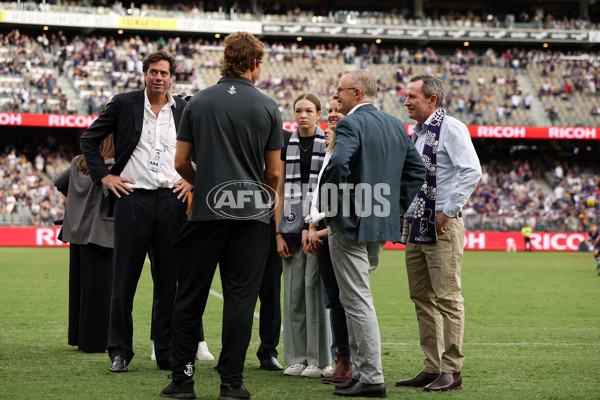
xmin=0 ymin=11 xmax=598 ymax=231
xmin=2 ymin=28 xmax=599 ymax=128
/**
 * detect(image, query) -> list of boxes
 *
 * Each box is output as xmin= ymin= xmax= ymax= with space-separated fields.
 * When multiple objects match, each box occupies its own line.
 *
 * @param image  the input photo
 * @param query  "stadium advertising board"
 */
xmin=0 ymin=10 xmax=262 ymax=34
xmin=262 ymin=23 xmax=596 ymax=43
xmin=0 ymin=227 xmax=588 ymax=252
xmin=1 ymin=9 xmax=594 ymax=43
xmin=2 ymin=113 xmax=598 ymax=140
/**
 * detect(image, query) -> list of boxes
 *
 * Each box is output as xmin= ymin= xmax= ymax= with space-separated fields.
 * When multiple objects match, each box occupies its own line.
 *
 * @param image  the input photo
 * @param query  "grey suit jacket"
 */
xmin=54 ymin=157 xmax=115 ymax=248
xmin=323 ymin=103 xmax=426 ymax=243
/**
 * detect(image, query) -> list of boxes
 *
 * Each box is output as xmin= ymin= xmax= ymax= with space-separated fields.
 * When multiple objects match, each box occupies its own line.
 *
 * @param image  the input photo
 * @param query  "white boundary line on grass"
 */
xmin=208 ymin=289 xmax=261 ymax=321
xmin=143 ymin=259 xmax=263 ymax=321
xmin=145 ymin=260 xmax=598 ymax=344
xmin=383 ymin=342 xmax=600 ymax=346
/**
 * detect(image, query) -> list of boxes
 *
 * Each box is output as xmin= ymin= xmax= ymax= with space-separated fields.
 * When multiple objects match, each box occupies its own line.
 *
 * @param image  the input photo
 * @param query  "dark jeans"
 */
xmin=171 ymin=219 xmax=270 ymax=386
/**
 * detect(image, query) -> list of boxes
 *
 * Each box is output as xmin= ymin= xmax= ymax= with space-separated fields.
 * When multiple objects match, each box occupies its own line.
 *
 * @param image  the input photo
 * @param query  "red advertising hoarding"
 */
xmin=0 ymin=227 xmax=588 ymax=251
xmin=1 ymin=113 xmax=599 ymax=140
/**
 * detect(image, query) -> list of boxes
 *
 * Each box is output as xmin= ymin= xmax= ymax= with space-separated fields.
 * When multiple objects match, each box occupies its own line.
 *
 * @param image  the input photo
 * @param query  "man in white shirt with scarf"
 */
xmin=396 ymin=75 xmax=481 ymax=392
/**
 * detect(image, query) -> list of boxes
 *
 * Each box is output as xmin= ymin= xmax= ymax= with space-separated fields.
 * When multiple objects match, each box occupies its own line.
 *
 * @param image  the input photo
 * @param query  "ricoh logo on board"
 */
xmin=48 ymin=114 xmax=98 ymax=128
xmin=477 ymin=126 xmax=526 ymax=138
xmin=548 ymin=127 xmax=596 ymax=139
xmin=0 ymin=113 xmax=22 ymax=125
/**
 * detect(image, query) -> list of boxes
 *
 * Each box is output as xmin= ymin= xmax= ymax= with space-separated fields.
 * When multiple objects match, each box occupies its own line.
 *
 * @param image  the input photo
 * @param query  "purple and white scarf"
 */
xmin=408 ymin=108 xmax=445 ymax=245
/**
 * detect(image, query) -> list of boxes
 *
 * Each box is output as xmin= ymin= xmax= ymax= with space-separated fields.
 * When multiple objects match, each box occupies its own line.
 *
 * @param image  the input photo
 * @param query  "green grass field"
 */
xmin=1 ymin=248 xmax=599 ymax=399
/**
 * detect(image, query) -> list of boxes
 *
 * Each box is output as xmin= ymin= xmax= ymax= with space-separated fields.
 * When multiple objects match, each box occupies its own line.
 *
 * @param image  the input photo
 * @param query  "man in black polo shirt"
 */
xmin=160 ymin=32 xmax=283 ymax=400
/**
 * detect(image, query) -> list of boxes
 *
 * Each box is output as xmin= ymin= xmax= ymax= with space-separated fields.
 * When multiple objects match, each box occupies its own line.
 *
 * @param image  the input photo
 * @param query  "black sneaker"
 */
xmin=160 ymin=379 xmax=196 ymax=399
xmin=218 ymin=383 xmax=251 ymax=400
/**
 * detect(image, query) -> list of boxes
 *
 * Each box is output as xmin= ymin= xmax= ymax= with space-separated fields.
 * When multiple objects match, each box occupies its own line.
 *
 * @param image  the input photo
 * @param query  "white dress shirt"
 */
xmin=406 ymin=110 xmax=482 ymax=218
xmin=120 ymin=90 xmax=182 ymax=189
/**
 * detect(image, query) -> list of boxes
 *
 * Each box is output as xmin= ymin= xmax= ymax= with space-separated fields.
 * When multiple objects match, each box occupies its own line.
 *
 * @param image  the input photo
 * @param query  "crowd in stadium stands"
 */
xmin=0 ymin=149 xmax=67 ymax=226
xmin=4 ymin=27 xmax=600 ymax=127
xmin=1 ymin=26 xmax=599 ymax=231
xmin=1 ymin=144 xmax=597 ymax=233
xmin=464 ymin=159 xmax=600 ymax=232
xmin=0 ymin=30 xmax=204 ymax=115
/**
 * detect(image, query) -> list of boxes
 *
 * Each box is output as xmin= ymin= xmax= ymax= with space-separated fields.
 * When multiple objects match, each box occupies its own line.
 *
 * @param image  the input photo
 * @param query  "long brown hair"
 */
xmin=75 ymin=133 xmax=114 ymax=175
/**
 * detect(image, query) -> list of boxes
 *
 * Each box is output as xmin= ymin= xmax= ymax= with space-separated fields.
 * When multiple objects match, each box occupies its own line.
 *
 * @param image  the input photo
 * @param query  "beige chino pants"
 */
xmin=405 ymin=216 xmax=466 ymax=374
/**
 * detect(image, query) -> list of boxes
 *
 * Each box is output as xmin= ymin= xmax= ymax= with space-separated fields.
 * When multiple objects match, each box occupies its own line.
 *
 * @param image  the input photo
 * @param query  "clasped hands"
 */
xmin=302 ymin=223 xmax=328 ymax=256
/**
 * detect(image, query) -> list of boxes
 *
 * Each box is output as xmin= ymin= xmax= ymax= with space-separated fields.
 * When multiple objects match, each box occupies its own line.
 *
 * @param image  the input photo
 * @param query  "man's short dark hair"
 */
xmin=142 ymin=50 xmax=177 ymax=76
xmin=410 ymin=75 xmax=445 ymax=107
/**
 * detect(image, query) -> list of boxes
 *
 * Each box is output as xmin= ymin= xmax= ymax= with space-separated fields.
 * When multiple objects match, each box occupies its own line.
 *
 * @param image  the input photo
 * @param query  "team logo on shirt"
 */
xmin=228 ymin=86 xmax=237 ymax=95
xmin=184 ymin=362 xmax=194 ymax=377
xmin=285 ymin=211 xmax=297 ymax=223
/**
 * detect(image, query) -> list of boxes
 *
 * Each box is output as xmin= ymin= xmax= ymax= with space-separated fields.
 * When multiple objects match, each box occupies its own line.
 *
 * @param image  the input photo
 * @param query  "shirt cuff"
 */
xmin=443 ymin=205 xmax=461 ymax=218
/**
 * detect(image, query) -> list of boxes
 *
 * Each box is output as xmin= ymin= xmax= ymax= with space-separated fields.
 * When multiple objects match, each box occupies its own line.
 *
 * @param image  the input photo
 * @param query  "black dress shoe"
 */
xmin=395 ymin=371 xmax=439 ymax=387
xmin=109 ymin=355 xmax=128 ymax=373
xmin=157 ymin=358 xmax=173 ymax=371
xmin=334 ymin=382 xmax=386 ymax=398
xmin=424 ymin=372 xmax=462 ymax=392
xmin=260 ymin=356 xmax=283 ymax=371
xmin=335 ymin=378 xmax=358 ymax=391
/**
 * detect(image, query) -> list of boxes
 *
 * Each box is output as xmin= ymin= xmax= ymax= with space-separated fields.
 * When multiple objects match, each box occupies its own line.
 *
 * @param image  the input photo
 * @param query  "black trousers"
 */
xmin=108 ymin=189 xmax=186 ymax=363
xmin=316 ymin=222 xmax=350 ymax=355
xmin=256 ymin=218 xmax=282 ymax=361
xmin=68 ymin=243 xmax=112 ymax=353
xmin=171 ymin=219 xmax=270 ymax=386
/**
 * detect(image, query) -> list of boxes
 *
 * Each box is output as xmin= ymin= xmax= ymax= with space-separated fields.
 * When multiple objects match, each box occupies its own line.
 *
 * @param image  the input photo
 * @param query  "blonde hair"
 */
xmin=75 ymin=134 xmax=114 ymax=175
xmin=326 ymin=128 xmax=336 ymax=153
xmin=326 ymin=98 xmax=342 ymax=153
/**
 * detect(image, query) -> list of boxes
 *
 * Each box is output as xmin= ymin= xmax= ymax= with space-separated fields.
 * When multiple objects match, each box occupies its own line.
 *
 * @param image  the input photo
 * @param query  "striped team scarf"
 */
xmin=408 ymin=108 xmax=445 ymax=245
xmin=279 ymin=126 xmax=326 ymax=247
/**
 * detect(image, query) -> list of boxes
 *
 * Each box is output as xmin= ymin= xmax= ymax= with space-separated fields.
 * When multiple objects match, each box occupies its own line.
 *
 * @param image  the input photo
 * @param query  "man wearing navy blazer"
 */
xmin=80 ymin=50 xmax=192 ymax=373
xmin=323 ymin=69 xmax=425 ymax=398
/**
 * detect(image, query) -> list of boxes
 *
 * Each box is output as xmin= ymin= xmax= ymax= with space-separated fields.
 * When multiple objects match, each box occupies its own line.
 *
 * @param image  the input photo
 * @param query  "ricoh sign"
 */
xmin=0 ymin=227 xmax=589 ymax=252
xmin=1 ymin=113 xmax=599 ymax=140
xmin=472 ymin=125 xmax=598 ymax=140
xmin=0 ymin=113 xmax=98 ymax=128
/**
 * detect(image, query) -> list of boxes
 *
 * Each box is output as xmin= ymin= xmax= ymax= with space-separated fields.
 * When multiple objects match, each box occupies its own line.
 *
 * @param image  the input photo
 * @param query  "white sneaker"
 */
xmin=195 ymin=341 xmax=214 ymax=361
xmin=150 ymin=344 xmax=156 ymax=361
xmin=301 ymin=364 xmax=323 ymax=377
xmin=321 ymin=365 xmax=335 ymax=378
xmin=284 ymin=363 xmax=307 ymax=376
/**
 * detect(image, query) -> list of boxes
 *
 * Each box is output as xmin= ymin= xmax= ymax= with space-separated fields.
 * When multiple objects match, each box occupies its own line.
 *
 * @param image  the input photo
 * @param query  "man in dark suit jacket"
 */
xmin=323 ymin=69 xmax=425 ymax=398
xmin=80 ymin=50 xmax=193 ymax=373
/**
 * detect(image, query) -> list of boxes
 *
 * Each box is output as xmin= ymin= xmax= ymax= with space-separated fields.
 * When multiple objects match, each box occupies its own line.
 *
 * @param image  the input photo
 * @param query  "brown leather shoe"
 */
xmin=323 ymin=352 xmax=352 ymax=384
xmin=423 ymin=372 xmax=462 ymax=392
xmin=395 ymin=371 xmax=439 ymax=387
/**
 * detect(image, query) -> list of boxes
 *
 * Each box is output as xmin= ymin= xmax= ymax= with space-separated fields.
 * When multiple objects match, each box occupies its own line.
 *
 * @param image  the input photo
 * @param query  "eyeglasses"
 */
xmin=335 ymin=87 xmax=357 ymax=94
